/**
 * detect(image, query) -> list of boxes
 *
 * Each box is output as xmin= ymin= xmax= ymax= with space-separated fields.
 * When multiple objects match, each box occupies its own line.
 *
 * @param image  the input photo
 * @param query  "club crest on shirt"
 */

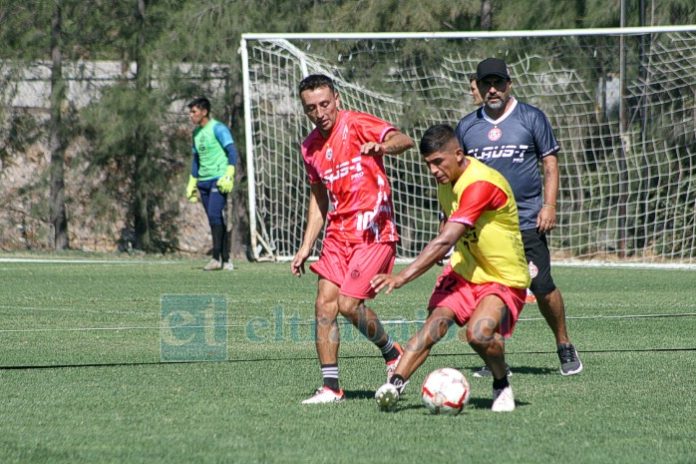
xmin=326 ymin=148 xmax=333 ymax=160
xmin=488 ymin=127 xmax=502 ymax=141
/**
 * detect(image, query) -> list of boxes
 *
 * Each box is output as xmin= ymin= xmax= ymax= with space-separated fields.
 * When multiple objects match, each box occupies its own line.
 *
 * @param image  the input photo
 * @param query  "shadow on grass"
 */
xmin=455 ymin=365 xmax=558 ymax=376
xmin=467 ymin=397 xmax=531 ymax=409
xmin=381 ymin=396 xmax=531 ymax=413
xmin=344 ymin=389 xmax=379 ymax=400
xmin=4 ymin=347 xmax=694 ymax=371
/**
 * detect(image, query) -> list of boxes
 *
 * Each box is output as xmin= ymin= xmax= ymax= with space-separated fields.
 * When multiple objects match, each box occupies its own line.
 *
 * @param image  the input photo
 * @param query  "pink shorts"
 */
xmin=427 ymin=267 xmax=526 ymax=338
xmin=310 ymin=238 xmax=396 ymax=300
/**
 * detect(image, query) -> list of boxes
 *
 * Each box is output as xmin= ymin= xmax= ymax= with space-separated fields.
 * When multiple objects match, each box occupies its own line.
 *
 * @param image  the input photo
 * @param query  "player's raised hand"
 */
xmin=370 ymin=273 xmax=404 ymax=294
xmin=360 ymin=141 xmax=385 ymax=157
xmin=291 ymin=249 xmax=310 ymax=277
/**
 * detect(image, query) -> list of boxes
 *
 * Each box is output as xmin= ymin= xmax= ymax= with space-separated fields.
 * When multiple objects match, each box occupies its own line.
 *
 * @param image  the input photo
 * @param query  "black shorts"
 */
xmin=521 ymin=228 xmax=556 ymax=296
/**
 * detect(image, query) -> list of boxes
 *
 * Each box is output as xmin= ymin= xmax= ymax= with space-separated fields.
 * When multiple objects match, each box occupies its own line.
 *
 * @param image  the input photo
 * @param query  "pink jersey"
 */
xmin=301 ymin=110 xmax=399 ymax=244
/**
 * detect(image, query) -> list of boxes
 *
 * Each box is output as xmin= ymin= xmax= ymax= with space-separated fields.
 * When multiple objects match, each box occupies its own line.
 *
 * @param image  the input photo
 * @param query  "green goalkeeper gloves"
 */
xmin=185 ymin=175 xmax=198 ymax=203
xmin=216 ymin=165 xmax=235 ymax=194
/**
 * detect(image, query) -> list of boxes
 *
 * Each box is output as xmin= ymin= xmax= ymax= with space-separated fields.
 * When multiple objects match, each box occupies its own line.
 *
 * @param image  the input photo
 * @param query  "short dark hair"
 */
xmin=298 ymin=74 xmax=336 ymax=95
xmin=188 ymin=97 xmax=211 ymax=112
xmin=419 ymin=124 xmax=457 ymax=156
xmin=468 ymin=73 xmax=477 ymax=82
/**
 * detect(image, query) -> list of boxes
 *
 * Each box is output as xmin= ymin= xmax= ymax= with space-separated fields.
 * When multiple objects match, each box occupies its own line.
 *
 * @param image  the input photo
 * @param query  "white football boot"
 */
xmin=301 ymin=386 xmax=345 ymax=404
xmin=492 ymin=386 xmax=515 ymax=412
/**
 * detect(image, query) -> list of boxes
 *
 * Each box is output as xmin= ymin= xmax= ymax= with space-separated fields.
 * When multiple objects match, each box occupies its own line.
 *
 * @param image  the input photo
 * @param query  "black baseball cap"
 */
xmin=476 ymin=58 xmax=510 ymax=81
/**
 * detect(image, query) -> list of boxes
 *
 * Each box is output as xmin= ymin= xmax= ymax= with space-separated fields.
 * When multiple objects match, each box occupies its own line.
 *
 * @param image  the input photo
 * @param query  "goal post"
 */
xmin=241 ymin=26 xmax=696 ymax=266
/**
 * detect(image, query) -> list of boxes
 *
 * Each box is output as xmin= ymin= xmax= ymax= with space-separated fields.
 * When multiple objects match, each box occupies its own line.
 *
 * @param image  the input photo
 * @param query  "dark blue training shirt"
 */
xmin=455 ymin=98 xmax=560 ymax=231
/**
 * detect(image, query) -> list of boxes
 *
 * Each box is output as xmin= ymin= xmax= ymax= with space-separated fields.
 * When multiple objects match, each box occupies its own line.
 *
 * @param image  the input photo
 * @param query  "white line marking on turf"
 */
xmin=2 ymin=312 xmax=696 ymax=333
xmin=0 ymin=257 xmax=176 ymax=264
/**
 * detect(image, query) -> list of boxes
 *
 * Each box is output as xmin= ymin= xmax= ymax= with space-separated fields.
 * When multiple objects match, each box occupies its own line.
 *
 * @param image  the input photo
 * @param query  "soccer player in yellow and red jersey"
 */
xmin=291 ymin=74 xmax=415 ymax=404
xmin=372 ymin=124 xmax=530 ymax=413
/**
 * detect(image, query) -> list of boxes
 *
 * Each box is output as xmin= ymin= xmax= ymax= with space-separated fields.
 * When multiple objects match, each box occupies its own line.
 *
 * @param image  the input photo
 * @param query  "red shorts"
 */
xmin=427 ymin=266 xmax=526 ymax=338
xmin=310 ymin=238 xmax=396 ymax=300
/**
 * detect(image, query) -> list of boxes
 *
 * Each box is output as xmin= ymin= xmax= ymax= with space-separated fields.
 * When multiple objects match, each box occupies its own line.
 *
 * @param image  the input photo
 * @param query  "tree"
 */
xmin=48 ymin=1 xmax=69 ymax=249
xmin=131 ymin=0 xmax=153 ymax=250
xmin=82 ymin=0 xmax=188 ymax=252
xmin=0 ymin=0 xmax=71 ymax=249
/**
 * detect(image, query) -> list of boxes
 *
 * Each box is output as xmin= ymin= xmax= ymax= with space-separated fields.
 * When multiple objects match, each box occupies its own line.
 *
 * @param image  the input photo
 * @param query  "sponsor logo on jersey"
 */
xmin=488 ymin=127 xmax=502 ymax=141
xmin=468 ymin=144 xmax=529 ymax=163
xmin=326 ymin=147 xmax=333 ymax=160
xmin=322 ymin=156 xmax=364 ymax=184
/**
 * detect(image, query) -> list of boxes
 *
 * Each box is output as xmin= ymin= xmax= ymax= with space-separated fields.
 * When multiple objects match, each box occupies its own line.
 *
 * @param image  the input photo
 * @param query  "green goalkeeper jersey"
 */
xmin=193 ymin=119 xmax=230 ymax=180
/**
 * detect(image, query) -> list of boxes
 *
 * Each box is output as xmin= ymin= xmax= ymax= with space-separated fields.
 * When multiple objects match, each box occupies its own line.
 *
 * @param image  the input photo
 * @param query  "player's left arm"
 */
xmin=538 ymin=154 xmax=559 ymax=233
xmin=530 ymin=108 xmax=560 ymax=233
xmin=214 ymin=123 xmax=238 ymax=193
xmin=360 ymin=129 xmax=415 ymax=157
xmin=212 ymin=123 xmax=237 ymax=166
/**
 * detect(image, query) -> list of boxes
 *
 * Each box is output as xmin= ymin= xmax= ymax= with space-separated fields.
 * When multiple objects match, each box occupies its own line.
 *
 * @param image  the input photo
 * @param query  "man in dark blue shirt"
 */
xmin=455 ymin=58 xmax=582 ymax=376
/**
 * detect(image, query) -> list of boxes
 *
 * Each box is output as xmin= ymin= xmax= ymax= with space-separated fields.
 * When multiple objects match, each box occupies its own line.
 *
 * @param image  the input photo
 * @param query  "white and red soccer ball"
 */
xmin=421 ymin=368 xmax=470 ymax=415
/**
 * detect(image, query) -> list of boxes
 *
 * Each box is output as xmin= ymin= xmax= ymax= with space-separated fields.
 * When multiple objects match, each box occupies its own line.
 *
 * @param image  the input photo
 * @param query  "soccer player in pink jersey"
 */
xmin=291 ymin=74 xmax=415 ymax=404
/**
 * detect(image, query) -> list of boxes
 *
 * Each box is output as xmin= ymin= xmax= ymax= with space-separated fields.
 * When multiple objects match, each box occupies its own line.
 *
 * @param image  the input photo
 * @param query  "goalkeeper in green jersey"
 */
xmin=185 ymin=97 xmax=237 ymax=271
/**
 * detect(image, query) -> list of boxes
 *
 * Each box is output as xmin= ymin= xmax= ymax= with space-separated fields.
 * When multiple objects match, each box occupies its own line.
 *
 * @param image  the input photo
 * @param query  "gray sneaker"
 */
xmin=557 ymin=343 xmax=583 ymax=376
xmin=203 ymin=258 xmax=223 ymax=271
xmin=223 ymin=261 xmax=234 ymax=271
xmin=473 ymin=364 xmax=512 ymax=378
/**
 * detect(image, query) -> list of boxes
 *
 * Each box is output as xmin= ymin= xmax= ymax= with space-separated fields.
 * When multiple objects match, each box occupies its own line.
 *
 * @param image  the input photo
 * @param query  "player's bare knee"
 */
xmin=465 ymin=324 xmax=495 ymax=348
xmin=421 ymin=313 xmax=451 ymax=342
xmin=337 ymin=298 xmax=362 ymax=319
xmin=314 ymin=297 xmax=337 ymax=323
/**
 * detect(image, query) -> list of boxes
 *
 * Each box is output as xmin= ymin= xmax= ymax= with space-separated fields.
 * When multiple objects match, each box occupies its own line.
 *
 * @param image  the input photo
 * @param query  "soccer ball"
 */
xmin=421 ymin=368 xmax=470 ymax=415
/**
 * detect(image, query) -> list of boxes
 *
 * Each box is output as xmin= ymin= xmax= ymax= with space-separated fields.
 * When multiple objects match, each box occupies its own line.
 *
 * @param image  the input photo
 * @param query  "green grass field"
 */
xmin=1 ymin=256 xmax=695 ymax=463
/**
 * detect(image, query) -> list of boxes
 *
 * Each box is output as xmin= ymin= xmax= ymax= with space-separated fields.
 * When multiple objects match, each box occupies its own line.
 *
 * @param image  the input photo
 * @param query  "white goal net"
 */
xmin=241 ymin=27 xmax=696 ymax=265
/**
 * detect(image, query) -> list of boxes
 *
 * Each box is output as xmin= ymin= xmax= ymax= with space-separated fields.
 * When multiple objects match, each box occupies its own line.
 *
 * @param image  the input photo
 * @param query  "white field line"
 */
xmin=0 ymin=257 xmax=175 ymax=264
xmin=1 ymin=311 xmax=695 ymax=334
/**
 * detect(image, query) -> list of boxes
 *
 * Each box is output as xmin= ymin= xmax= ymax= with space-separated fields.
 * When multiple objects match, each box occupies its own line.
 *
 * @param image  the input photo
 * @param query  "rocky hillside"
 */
xmin=0 ymin=138 xmax=241 ymax=257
